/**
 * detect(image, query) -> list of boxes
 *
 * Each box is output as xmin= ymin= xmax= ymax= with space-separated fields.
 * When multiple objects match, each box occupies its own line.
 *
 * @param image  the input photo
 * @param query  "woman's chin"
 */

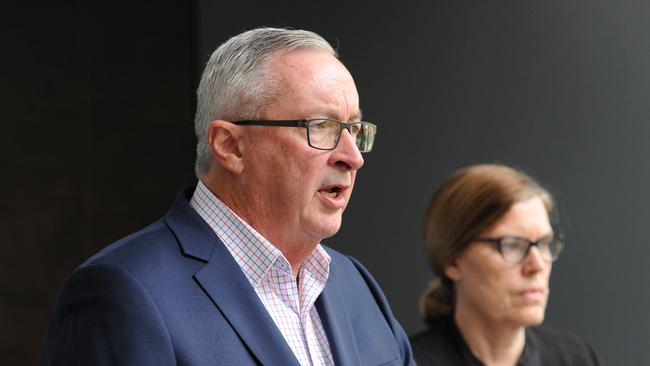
xmin=514 ymin=307 xmax=546 ymax=327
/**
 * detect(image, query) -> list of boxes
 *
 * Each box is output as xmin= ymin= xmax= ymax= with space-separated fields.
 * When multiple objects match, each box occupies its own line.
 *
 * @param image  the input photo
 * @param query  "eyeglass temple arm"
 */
xmin=233 ymin=120 xmax=307 ymax=127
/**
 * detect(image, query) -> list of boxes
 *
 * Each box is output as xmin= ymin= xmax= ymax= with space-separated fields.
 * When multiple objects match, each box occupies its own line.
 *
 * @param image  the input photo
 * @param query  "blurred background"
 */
xmin=3 ymin=0 xmax=649 ymax=364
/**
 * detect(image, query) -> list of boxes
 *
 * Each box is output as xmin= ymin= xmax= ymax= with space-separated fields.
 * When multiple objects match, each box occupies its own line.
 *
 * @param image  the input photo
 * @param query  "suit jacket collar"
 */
xmin=163 ymin=188 xmax=216 ymax=262
xmin=164 ymin=187 xmax=301 ymax=366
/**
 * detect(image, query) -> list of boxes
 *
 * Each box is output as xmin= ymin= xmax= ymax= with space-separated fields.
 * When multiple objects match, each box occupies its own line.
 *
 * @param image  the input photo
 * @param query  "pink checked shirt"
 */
xmin=190 ymin=181 xmax=334 ymax=366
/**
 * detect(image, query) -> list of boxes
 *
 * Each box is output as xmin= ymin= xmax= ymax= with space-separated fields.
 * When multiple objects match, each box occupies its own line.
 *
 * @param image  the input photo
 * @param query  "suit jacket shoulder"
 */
xmin=42 ymin=190 xmax=293 ymax=365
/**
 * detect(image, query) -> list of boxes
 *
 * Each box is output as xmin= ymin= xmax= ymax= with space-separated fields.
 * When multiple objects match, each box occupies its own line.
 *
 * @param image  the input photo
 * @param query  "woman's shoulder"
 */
xmin=525 ymin=325 xmax=603 ymax=365
xmin=409 ymin=317 xmax=481 ymax=366
xmin=409 ymin=316 xmax=456 ymax=349
xmin=527 ymin=324 xmax=595 ymax=350
xmin=409 ymin=328 xmax=456 ymax=366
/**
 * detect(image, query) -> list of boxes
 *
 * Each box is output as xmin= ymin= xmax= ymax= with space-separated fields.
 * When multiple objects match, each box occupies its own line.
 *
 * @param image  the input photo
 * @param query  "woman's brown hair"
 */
xmin=421 ymin=164 xmax=554 ymax=323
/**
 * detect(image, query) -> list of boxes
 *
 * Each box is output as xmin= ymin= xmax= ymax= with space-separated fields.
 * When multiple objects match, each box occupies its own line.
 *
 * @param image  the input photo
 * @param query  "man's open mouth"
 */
xmin=320 ymin=185 xmax=344 ymax=198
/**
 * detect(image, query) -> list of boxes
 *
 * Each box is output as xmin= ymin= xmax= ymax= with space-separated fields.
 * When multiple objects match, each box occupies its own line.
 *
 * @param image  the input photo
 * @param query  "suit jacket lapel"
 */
xmin=195 ymin=248 xmax=300 ymax=366
xmin=316 ymin=257 xmax=362 ymax=365
xmin=165 ymin=188 xmax=300 ymax=366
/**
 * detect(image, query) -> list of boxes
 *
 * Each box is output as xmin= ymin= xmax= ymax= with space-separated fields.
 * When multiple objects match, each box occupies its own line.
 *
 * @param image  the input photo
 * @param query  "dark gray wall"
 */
xmin=197 ymin=1 xmax=648 ymax=364
xmin=2 ymin=2 xmax=196 ymax=364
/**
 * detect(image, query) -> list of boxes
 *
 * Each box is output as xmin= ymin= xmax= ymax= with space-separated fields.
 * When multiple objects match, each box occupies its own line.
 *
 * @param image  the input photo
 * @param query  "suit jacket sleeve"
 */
xmin=41 ymin=263 xmax=176 ymax=366
xmin=347 ymin=256 xmax=415 ymax=366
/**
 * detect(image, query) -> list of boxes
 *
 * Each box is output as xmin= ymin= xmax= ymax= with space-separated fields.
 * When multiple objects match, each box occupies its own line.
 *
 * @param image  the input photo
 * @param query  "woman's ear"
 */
xmin=443 ymin=257 xmax=462 ymax=282
xmin=207 ymin=120 xmax=244 ymax=174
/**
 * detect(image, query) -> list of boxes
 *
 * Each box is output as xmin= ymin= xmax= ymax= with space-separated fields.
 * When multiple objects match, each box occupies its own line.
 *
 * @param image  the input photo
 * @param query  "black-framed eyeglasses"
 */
xmin=233 ymin=119 xmax=377 ymax=153
xmin=473 ymin=234 xmax=565 ymax=264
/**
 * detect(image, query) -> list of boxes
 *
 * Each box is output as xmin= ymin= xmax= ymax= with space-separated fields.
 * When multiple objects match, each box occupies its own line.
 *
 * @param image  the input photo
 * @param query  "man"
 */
xmin=42 ymin=27 xmax=414 ymax=365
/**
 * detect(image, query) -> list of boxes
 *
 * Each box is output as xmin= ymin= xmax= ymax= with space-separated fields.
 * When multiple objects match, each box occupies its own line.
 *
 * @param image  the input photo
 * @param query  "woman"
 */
xmin=410 ymin=164 xmax=602 ymax=366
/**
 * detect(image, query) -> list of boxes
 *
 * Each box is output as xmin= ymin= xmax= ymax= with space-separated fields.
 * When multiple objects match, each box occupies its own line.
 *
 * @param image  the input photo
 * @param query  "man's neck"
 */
xmin=454 ymin=304 xmax=525 ymax=366
xmin=201 ymin=177 xmax=318 ymax=276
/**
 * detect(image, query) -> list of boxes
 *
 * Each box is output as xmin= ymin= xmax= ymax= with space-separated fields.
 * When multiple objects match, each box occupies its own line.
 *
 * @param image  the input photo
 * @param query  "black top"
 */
xmin=410 ymin=316 xmax=602 ymax=366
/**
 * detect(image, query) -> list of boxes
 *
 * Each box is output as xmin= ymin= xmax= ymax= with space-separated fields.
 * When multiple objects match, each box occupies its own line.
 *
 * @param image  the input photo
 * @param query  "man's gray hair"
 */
xmin=194 ymin=27 xmax=337 ymax=177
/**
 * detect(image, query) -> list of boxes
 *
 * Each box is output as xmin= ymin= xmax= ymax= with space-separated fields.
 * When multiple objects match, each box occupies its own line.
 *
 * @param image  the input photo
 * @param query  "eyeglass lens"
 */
xmin=499 ymin=236 xmax=563 ymax=263
xmin=307 ymin=119 xmax=375 ymax=152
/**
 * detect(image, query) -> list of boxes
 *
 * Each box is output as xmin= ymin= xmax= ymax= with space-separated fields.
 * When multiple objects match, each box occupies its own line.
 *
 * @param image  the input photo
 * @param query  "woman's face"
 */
xmin=445 ymin=196 xmax=553 ymax=328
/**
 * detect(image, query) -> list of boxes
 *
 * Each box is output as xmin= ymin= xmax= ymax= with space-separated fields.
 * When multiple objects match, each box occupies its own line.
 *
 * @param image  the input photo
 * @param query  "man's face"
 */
xmin=238 ymin=48 xmax=364 ymax=249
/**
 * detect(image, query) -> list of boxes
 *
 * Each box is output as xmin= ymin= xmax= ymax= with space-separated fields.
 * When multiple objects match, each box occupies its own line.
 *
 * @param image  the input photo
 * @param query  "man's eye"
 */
xmin=311 ymin=120 xmax=336 ymax=130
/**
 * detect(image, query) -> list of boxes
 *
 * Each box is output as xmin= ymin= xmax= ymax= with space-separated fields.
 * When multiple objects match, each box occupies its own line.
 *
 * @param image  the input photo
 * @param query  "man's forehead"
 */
xmin=270 ymin=48 xmax=353 ymax=84
xmin=266 ymin=49 xmax=362 ymax=122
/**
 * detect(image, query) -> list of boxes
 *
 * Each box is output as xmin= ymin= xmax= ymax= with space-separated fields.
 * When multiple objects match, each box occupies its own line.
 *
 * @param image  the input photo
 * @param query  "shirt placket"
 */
xmin=272 ymin=260 xmax=314 ymax=366
xmin=298 ymin=265 xmax=331 ymax=366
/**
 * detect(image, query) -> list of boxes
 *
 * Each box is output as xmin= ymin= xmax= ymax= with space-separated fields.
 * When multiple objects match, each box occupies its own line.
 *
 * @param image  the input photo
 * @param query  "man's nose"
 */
xmin=329 ymin=129 xmax=364 ymax=171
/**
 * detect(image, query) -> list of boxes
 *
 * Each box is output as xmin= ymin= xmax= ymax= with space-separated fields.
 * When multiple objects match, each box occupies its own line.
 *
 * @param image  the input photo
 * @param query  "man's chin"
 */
xmin=305 ymin=215 xmax=342 ymax=242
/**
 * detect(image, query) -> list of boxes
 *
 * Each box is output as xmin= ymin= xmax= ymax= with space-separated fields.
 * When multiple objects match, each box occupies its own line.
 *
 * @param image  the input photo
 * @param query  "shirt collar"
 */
xmin=190 ymin=180 xmax=330 ymax=286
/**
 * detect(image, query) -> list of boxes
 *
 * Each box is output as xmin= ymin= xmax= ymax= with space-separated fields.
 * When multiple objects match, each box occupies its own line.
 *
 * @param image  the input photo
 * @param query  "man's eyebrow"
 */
xmin=307 ymin=108 xmax=363 ymax=121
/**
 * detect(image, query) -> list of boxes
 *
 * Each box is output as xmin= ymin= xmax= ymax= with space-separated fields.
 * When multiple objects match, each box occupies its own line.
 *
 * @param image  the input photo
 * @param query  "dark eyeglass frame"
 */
xmin=233 ymin=119 xmax=377 ymax=152
xmin=472 ymin=234 xmax=565 ymax=264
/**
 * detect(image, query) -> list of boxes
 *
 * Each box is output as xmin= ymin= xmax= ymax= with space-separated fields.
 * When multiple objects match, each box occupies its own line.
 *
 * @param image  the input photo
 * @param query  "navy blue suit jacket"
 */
xmin=41 ymin=188 xmax=414 ymax=365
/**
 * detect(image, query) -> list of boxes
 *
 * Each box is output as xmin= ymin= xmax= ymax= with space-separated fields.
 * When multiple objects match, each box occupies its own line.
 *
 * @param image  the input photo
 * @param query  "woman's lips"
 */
xmin=518 ymin=288 xmax=545 ymax=301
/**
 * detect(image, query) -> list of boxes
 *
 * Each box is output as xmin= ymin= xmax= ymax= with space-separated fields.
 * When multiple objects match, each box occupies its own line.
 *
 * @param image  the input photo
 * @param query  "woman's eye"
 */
xmin=501 ymin=239 xmax=525 ymax=252
xmin=501 ymin=242 xmax=518 ymax=251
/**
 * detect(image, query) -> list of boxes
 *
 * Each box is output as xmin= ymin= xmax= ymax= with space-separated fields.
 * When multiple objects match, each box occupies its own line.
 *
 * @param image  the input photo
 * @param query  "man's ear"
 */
xmin=443 ymin=257 xmax=462 ymax=283
xmin=207 ymin=120 xmax=244 ymax=174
